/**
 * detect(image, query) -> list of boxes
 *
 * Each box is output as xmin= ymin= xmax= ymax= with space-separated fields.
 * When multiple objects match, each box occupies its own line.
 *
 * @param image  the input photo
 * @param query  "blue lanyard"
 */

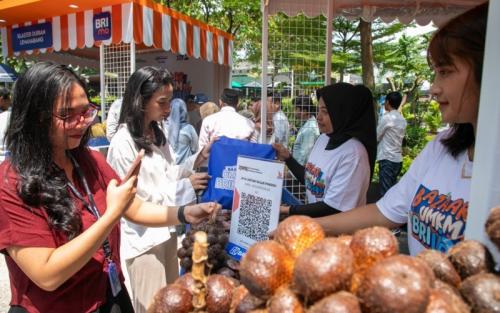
xmin=67 ymin=154 xmax=113 ymax=262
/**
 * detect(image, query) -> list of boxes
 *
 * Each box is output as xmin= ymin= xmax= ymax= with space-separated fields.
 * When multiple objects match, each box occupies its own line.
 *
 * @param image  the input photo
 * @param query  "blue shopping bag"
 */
xmin=200 ymin=136 xmax=276 ymax=209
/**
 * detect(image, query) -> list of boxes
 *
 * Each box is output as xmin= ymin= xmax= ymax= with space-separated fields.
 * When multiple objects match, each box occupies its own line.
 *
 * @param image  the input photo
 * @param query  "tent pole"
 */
xmin=260 ymin=0 xmax=269 ymax=143
xmin=130 ymin=41 xmax=136 ymax=74
xmin=324 ymin=0 xmax=334 ymax=85
xmin=465 ymin=0 xmax=500 ymax=265
xmin=99 ymin=44 xmax=106 ymax=121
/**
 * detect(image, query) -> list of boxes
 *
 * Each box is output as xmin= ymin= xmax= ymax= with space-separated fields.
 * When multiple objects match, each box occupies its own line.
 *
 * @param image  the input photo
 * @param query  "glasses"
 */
xmin=53 ymin=103 xmax=99 ymax=128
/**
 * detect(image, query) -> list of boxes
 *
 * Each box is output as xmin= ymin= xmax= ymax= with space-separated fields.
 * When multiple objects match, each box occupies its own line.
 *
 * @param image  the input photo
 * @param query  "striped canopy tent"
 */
xmin=260 ymin=0 xmax=500 ymax=262
xmin=0 ymin=0 xmax=233 ymax=65
xmin=0 ymin=0 xmax=234 ymax=118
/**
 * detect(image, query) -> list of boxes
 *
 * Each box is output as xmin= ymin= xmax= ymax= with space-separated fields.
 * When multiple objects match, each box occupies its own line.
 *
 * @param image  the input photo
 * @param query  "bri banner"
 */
xmin=12 ymin=22 xmax=53 ymax=52
xmin=200 ymin=136 xmax=276 ymax=210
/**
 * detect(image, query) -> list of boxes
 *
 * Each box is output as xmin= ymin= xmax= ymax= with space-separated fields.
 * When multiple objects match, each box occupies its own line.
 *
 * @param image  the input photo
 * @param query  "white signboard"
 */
xmin=226 ymin=156 xmax=284 ymax=260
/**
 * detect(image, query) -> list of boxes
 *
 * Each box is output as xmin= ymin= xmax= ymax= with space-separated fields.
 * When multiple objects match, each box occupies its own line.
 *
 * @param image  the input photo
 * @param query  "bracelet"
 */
xmin=177 ymin=205 xmax=188 ymax=224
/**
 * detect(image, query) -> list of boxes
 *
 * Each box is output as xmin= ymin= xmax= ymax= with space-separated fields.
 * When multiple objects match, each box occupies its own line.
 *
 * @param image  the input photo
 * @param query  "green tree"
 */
xmin=330 ymin=18 xmax=407 ymax=84
xmin=156 ymin=0 xmax=261 ymax=64
xmin=376 ymin=33 xmax=432 ymax=106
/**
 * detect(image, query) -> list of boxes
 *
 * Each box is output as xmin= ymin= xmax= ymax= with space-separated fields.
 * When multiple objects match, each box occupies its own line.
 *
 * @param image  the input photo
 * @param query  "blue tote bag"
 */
xmin=200 ymin=136 xmax=276 ymax=209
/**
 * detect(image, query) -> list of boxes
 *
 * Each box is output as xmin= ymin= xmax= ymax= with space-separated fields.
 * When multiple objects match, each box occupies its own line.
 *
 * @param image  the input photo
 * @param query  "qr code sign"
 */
xmin=236 ymin=192 xmax=272 ymax=241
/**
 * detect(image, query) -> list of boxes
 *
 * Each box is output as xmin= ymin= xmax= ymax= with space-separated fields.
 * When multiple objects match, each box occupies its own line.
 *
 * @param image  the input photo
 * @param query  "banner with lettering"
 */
xmin=226 ymin=156 xmax=284 ymax=260
xmin=201 ymin=136 xmax=276 ymax=210
xmin=93 ymin=12 xmax=112 ymax=41
xmin=12 ymin=22 xmax=53 ymax=52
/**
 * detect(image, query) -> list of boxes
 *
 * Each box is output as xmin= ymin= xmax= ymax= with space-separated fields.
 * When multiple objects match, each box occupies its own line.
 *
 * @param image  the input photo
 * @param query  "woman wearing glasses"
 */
xmin=0 ymin=62 xmax=220 ymax=313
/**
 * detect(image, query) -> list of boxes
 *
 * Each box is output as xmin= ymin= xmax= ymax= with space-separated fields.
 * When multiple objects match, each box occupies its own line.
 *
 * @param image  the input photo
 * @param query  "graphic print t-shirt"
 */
xmin=305 ymin=134 xmax=370 ymax=211
xmin=377 ymin=129 xmax=472 ymax=256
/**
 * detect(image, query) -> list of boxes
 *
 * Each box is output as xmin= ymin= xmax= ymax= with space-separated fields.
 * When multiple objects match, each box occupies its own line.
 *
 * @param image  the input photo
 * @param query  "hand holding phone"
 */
xmin=122 ymin=149 xmax=145 ymax=183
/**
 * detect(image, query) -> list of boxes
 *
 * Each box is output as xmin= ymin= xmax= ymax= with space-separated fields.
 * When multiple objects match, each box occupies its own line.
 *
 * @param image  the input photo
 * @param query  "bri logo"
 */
xmin=93 ymin=12 xmax=112 ymax=41
xmin=409 ymin=184 xmax=468 ymax=253
xmin=225 ymin=242 xmax=247 ymax=260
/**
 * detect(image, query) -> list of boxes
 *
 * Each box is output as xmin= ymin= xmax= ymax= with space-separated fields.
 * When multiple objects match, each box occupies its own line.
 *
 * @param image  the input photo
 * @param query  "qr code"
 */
xmin=236 ymin=192 xmax=272 ymax=242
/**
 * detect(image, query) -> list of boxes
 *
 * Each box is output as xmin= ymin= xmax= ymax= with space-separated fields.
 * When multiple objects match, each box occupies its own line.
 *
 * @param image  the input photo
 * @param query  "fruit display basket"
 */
xmin=148 ymin=210 xmax=500 ymax=313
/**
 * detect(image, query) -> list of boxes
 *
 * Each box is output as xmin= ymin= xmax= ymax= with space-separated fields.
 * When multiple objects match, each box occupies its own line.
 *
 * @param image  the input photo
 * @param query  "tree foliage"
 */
xmin=155 ymin=0 xmax=261 ymax=64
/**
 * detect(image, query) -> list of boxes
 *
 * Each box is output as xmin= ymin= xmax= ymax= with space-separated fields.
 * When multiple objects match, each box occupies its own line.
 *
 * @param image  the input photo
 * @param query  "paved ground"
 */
xmin=0 ymin=257 xmax=11 ymax=313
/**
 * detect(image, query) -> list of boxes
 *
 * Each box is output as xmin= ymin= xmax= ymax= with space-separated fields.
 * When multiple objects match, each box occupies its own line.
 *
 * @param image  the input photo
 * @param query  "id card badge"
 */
xmin=107 ymin=260 xmax=122 ymax=297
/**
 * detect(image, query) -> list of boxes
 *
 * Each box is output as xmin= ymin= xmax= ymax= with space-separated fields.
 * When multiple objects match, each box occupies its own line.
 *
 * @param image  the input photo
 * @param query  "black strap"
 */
xmin=67 ymin=154 xmax=113 ymax=262
xmin=285 ymin=156 xmax=306 ymax=184
xmin=290 ymin=200 xmax=342 ymax=217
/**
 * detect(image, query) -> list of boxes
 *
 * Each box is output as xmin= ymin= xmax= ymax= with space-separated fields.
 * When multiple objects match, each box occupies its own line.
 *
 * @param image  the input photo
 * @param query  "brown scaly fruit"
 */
xmin=267 ymin=287 xmax=304 ymax=313
xmin=206 ymin=274 xmax=236 ymax=313
xmin=240 ymin=240 xmax=294 ymax=299
xmin=485 ymin=206 xmax=500 ymax=250
xmin=173 ymin=272 xmax=196 ymax=294
xmin=274 ymin=215 xmax=325 ymax=259
xmin=336 ymin=235 xmax=353 ymax=248
xmin=147 ymin=284 xmax=193 ymax=313
xmin=433 ymin=279 xmax=462 ymax=299
xmin=425 ymin=288 xmax=470 ymax=313
xmin=349 ymin=226 xmax=399 ymax=293
xmin=459 ymin=273 xmax=500 ymax=313
xmin=447 ymin=240 xmax=494 ymax=280
xmin=293 ymin=238 xmax=354 ymax=303
xmin=417 ymin=249 xmax=461 ymax=287
xmin=235 ymin=292 xmax=266 ymax=313
xmin=308 ymin=291 xmax=362 ymax=313
xmin=230 ymin=285 xmax=250 ymax=313
xmin=357 ymin=255 xmax=434 ymax=313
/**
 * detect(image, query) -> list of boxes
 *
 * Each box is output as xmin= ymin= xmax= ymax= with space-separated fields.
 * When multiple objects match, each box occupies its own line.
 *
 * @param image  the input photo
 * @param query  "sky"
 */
xmin=404 ymin=22 xmax=437 ymax=37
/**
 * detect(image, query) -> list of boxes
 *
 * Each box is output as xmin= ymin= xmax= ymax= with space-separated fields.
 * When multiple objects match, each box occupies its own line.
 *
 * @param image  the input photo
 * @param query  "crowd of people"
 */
xmin=0 ymin=2 xmax=494 ymax=312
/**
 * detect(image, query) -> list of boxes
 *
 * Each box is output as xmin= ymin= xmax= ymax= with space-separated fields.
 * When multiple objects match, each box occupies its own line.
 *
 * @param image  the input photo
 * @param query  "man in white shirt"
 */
xmin=292 ymin=96 xmax=320 ymax=165
xmin=269 ymin=92 xmax=290 ymax=146
xmin=105 ymin=98 xmax=122 ymax=141
xmin=377 ymin=91 xmax=407 ymax=196
xmin=198 ymin=88 xmax=257 ymax=151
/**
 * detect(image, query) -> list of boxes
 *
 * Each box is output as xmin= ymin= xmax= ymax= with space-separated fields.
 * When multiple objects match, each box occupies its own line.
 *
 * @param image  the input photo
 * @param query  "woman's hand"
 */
xmin=105 ymin=177 xmax=137 ymax=221
xmin=280 ymin=205 xmax=290 ymax=215
xmin=272 ymin=143 xmax=291 ymax=161
xmin=184 ymin=202 xmax=221 ymax=224
xmin=195 ymin=137 xmax=219 ymax=168
xmin=189 ymin=172 xmax=210 ymax=191
xmin=201 ymin=136 xmax=219 ymax=160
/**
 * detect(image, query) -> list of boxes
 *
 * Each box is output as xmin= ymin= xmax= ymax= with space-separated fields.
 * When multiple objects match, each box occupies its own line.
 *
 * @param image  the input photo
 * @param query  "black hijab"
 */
xmin=316 ymin=82 xmax=377 ymax=178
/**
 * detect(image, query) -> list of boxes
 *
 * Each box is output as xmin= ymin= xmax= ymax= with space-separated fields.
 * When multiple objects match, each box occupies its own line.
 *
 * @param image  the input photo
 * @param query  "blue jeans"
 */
xmin=378 ymin=160 xmax=402 ymax=197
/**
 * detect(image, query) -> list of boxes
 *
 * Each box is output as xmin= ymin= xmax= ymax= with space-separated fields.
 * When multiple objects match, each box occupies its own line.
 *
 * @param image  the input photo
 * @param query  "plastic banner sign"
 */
xmin=226 ymin=156 xmax=284 ymax=260
xmin=201 ymin=136 xmax=276 ymax=210
xmin=93 ymin=12 xmax=112 ymax=41
xmin=12 ymin=22 xmax=53 ymax=52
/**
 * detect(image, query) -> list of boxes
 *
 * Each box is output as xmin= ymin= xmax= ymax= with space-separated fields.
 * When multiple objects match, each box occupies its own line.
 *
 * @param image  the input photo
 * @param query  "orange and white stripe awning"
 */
xmin=0 ymin=0 xmax=233 ymax=66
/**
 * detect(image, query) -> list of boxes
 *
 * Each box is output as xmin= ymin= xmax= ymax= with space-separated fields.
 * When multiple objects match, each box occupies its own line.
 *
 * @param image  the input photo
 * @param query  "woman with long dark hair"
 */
xmin=106 ymin=66 xmax=211 ymax=313
xmin=0 ymin=62 xmax=219 ymax=313
xmin=314 ymin=3 xmax=488 ymax=256
xmin=273 ymin=83 xmax=377 ymax=217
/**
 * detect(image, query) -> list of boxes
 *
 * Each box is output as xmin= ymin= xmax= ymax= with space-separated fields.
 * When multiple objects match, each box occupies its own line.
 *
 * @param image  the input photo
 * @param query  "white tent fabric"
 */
xmin=268 ymin=0 xmax=487 ymax=26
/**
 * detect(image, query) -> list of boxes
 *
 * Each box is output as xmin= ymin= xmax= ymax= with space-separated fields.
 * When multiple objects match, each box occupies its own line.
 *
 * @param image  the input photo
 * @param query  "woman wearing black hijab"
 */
xmin=274 ymin=82 xmax=377 ymax=217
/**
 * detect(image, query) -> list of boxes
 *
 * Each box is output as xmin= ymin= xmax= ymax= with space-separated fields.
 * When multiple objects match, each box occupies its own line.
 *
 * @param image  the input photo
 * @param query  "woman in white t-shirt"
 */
xmin=107 ymin=67 xmax=211 ymax=313
xmin=274 ymin=83 xmax=377 ymax=217
xmin=314 ymin=3 xmax=488 ymax=256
